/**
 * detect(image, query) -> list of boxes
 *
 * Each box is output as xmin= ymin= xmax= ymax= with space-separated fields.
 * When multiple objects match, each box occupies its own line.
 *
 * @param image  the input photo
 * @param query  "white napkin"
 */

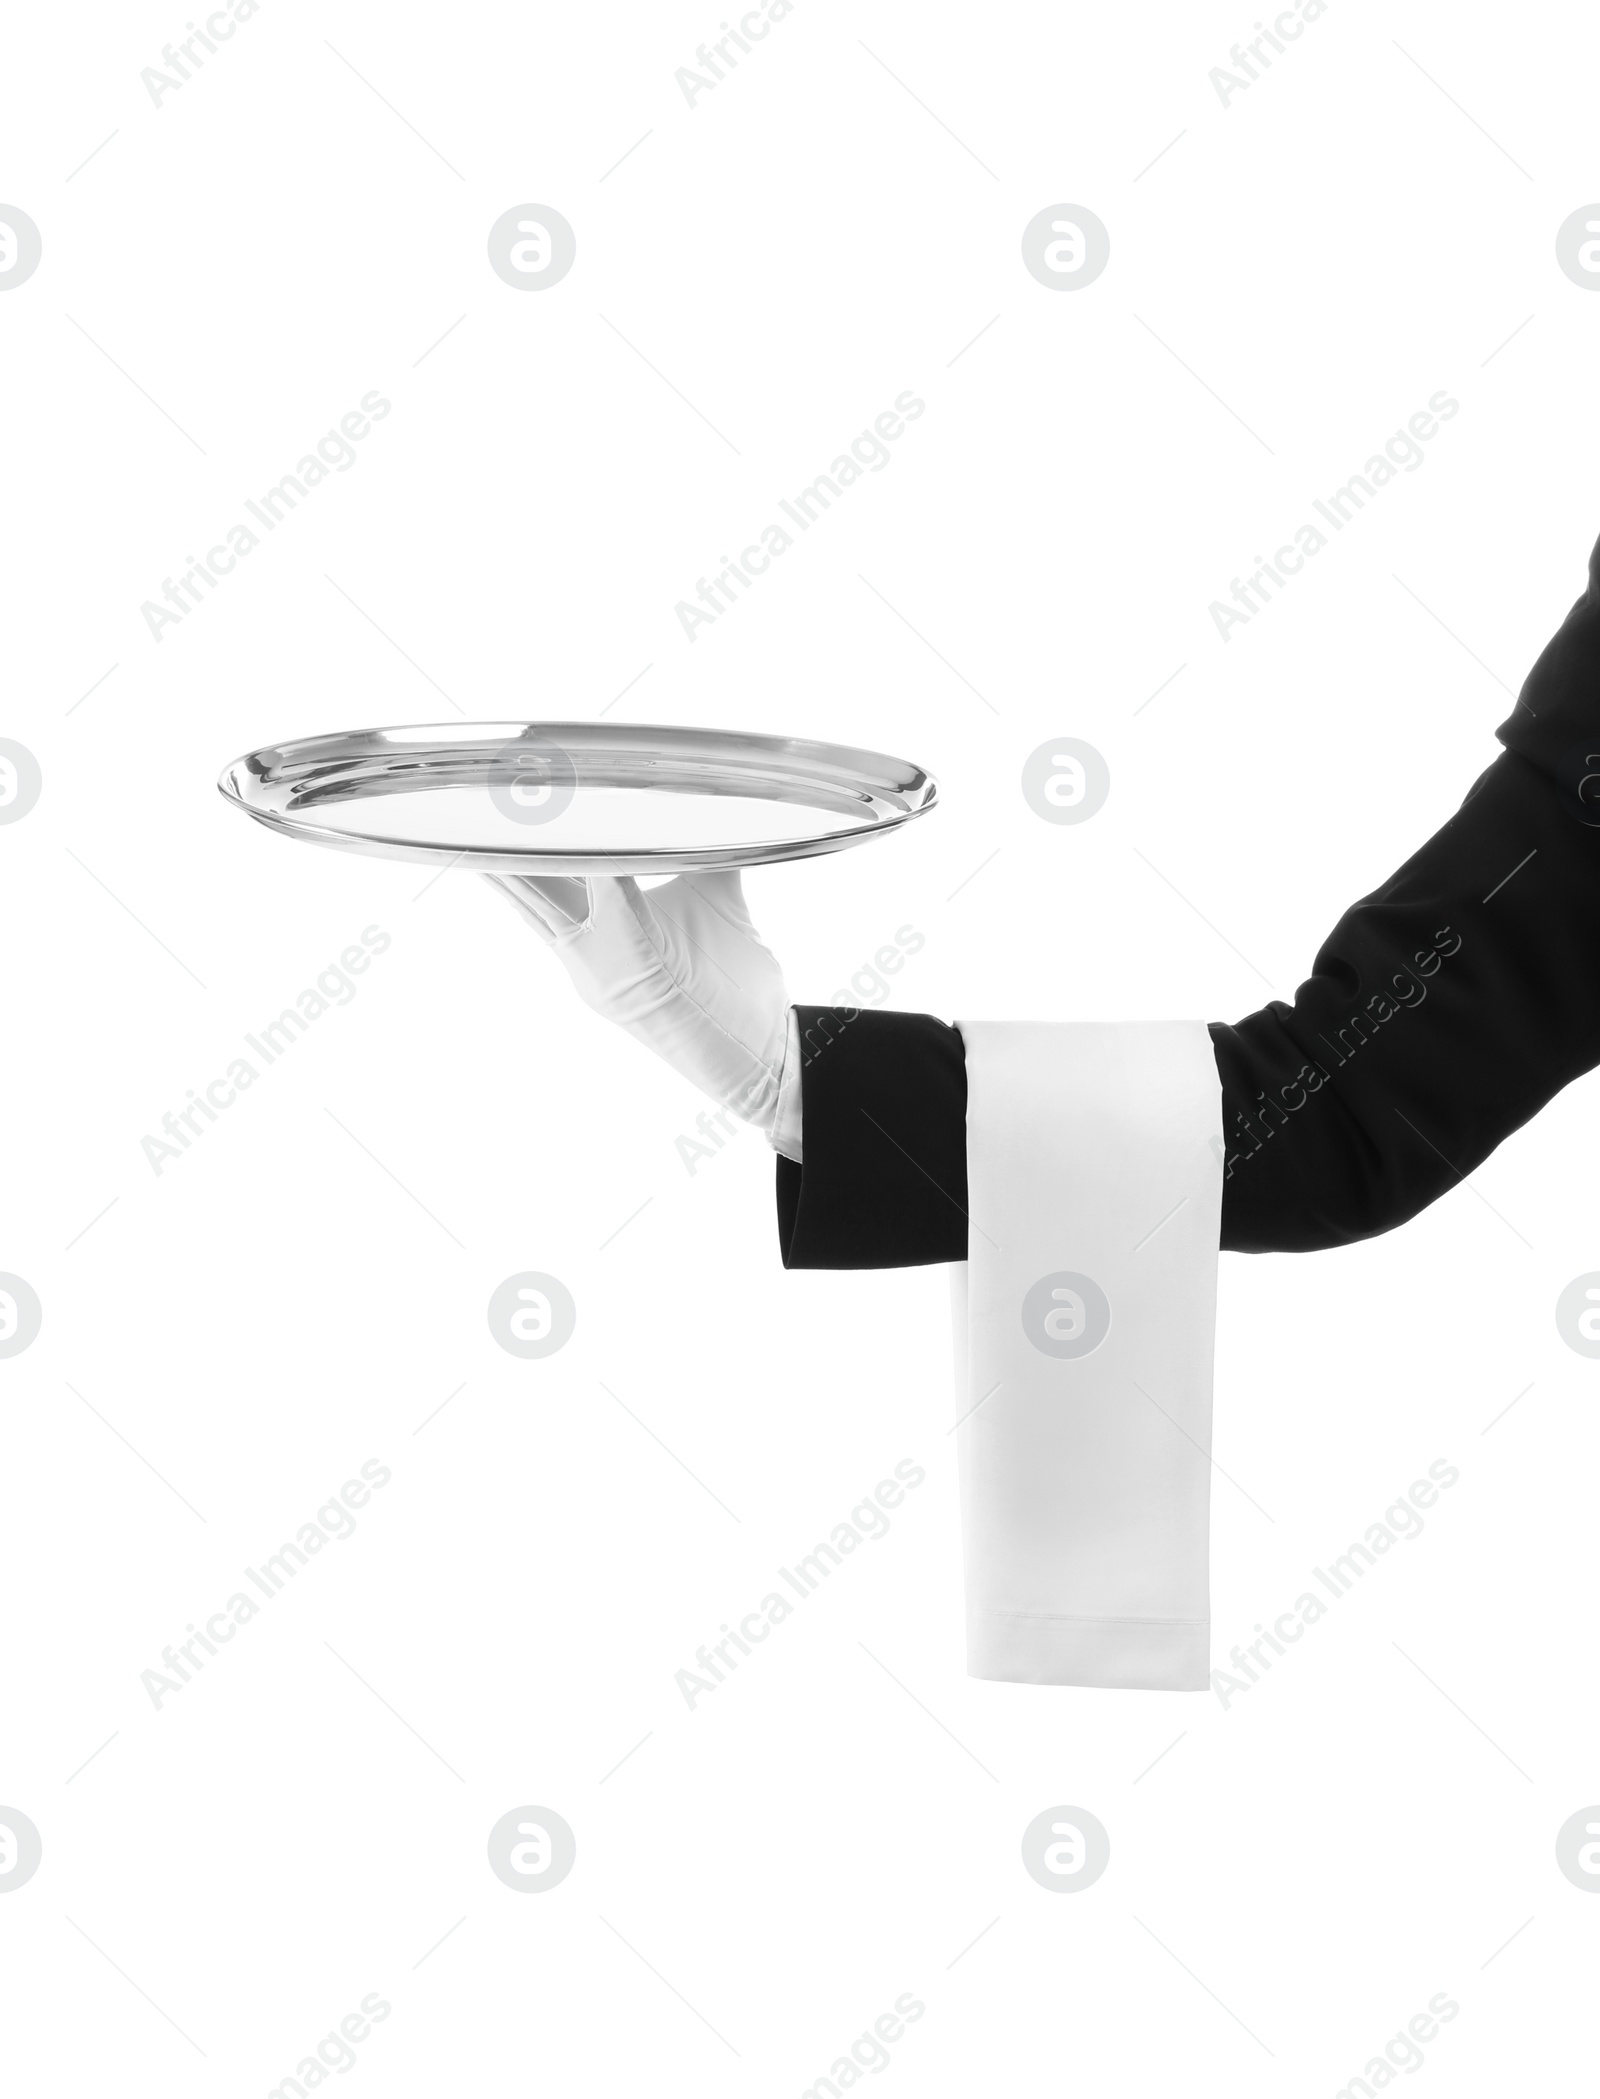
xmin=953 ymin=1020 xmax=1223 ymax=1691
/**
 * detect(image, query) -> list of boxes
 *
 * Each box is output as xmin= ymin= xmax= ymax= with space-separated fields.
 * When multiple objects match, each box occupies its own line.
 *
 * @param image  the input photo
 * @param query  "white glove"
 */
xmin=485 ymin=869 xmax=803 ymax=1159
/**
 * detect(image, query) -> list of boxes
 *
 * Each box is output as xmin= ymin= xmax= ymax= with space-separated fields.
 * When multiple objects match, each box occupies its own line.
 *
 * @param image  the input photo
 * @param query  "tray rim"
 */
xmin=217 ymin=719 xmax=939 ymax=877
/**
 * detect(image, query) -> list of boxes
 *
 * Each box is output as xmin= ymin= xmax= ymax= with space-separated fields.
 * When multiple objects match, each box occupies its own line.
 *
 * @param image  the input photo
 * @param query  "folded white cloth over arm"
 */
xmin=953 ymin=1019 xmax=1224 ymax=1691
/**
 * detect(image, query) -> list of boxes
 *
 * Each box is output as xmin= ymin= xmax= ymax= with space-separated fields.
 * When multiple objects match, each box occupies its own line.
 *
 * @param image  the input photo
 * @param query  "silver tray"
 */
xmin=217 ymin=722 xmax=938 ymax=876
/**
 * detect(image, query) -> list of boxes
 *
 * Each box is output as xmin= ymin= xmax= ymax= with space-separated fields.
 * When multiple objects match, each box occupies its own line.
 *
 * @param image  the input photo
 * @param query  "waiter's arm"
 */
xmin=778 ymin=532 xmax=1600 ymax=1266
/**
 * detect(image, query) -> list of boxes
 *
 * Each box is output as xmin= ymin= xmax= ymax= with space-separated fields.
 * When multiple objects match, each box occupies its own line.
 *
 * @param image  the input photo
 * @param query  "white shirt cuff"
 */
xmin=770 ymin=1006 xmax=803 ymax=1163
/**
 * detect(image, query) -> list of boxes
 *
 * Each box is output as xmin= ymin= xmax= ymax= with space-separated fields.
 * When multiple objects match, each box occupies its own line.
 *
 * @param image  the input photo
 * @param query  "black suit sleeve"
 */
xmin=777 ymin=531 xmax=1600 ymax=1268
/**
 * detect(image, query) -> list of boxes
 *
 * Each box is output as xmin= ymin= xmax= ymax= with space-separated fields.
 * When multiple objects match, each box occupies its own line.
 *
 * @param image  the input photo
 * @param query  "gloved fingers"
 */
xmin=578 ymin=873 xmax=648 ymax=942
xmin=678 ymin=866 xmax=754 ymax=931
xmin=481 ymin=871 xmax=591 ymax=942
xmin=517 ymin=873 xmax=595 ymax=929
xmin=636 ymin=878 xmax=746 ymax=993
xmin=665 ymin=873 xmax=791 ymax=1017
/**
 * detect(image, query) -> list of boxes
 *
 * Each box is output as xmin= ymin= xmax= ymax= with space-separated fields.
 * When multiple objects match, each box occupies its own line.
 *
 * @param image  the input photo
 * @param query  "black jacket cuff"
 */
xmin=775 ymin=1006 xmax=968 ymax=1269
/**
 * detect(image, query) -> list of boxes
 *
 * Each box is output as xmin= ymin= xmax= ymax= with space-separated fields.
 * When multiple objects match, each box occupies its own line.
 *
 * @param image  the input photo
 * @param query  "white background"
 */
xmin=4 ymin=0 xmax=1600 ymax=2091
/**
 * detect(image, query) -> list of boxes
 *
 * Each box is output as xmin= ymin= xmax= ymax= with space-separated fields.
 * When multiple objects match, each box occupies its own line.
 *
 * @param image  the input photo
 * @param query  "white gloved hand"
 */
xmin=485 ymin=869 xmax=803 ymax=1157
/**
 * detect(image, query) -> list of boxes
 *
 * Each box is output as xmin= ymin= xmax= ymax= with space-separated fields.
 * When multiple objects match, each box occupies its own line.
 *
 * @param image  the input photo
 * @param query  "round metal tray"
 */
xmin=217 ymin=722 xmax=938 ymax=877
